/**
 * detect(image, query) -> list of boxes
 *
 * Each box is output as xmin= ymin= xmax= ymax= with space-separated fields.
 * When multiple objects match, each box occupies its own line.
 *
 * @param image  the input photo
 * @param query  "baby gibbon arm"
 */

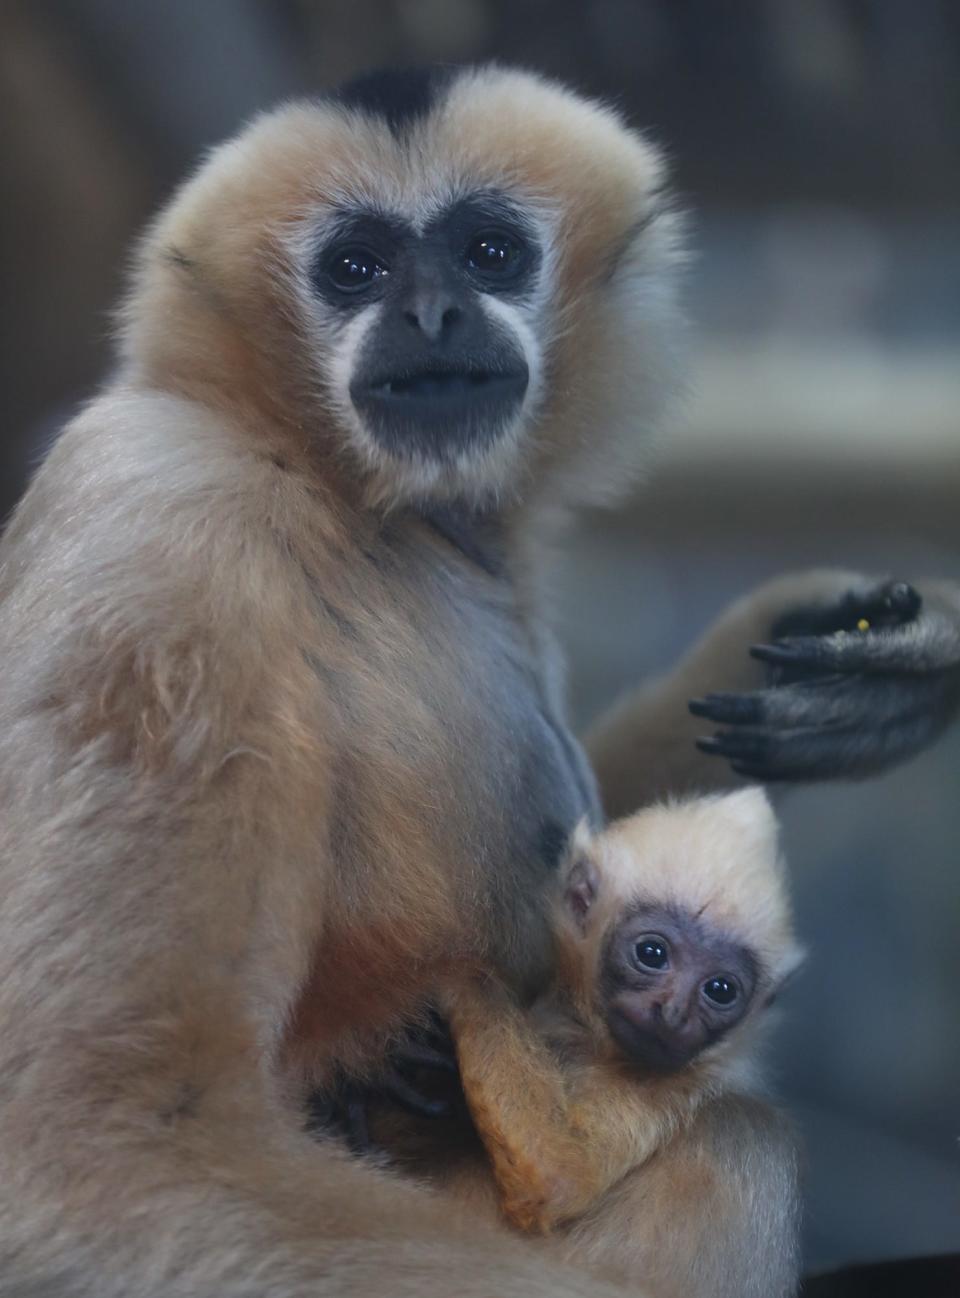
xmin=445 ymin=981 xmax=685 ymax=1234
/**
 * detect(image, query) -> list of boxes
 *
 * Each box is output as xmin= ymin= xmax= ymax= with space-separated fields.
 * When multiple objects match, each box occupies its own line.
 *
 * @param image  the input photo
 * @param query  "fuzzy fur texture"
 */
xmin=438 ymin=790 xmax=802 ymax=1297
xmin=120 ymin=65 xmax=685 ymax=515
xmin=559 ymin=790 xmax=804 ymax=1030
xmin=0 ymin=65 xmax=685 ymax=1298
xmin=0 ymin=63 xmax=821 ymax=1298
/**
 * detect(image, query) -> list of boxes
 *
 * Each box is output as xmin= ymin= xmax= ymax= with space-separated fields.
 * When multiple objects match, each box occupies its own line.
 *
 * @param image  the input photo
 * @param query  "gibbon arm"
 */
xmin=559 ymin=1092 xmax=801 ymax=1298
xmin=445 ymin=982 xmax=689 ymax=1234
xmin=586 ymin=569 xmax=960 ymax=815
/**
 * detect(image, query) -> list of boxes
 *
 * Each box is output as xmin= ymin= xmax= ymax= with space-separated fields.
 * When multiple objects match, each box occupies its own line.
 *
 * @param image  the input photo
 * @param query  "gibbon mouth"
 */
xmin=606 ymin=1009 xmax=699 ymax=1075
xmin=351 ymin=363 xmax=529 ymax=431
xmin=369 ymin=366 xmax=528 ymax=401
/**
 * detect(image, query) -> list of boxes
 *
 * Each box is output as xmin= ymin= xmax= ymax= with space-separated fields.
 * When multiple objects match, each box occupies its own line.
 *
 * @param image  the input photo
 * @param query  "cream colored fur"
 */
xmin=421 ymin=792 xmax=803 ymax=1297
xmin=570 ymin=790 xmax=804 ymax=1010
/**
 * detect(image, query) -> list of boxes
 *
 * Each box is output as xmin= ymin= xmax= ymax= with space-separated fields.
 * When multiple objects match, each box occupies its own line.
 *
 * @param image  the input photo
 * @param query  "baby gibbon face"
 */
xmin=129 ymin=66 xmax=681 ymax=508
xmin=600 ymin=904 xmax=757 ymax=1073
xmin=560 ymin=789 xmax=802 ymax=1075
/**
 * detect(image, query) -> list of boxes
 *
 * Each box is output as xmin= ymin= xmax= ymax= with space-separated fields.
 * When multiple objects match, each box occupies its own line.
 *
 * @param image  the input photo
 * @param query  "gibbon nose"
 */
xmin=658 ymin=999 xmax=688 ymax=1032
xmin=402 ymin=292 xmax=462 ymax=342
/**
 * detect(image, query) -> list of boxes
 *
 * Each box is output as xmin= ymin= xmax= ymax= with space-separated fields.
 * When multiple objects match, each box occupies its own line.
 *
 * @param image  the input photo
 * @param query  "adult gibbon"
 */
xmin=0 ymin=64 xmax=957 ymax=1297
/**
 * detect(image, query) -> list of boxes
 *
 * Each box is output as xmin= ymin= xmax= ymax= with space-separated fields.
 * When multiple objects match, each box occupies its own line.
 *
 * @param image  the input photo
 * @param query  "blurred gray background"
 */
xmin=2 ymin=0 xmax=958 ymax=1280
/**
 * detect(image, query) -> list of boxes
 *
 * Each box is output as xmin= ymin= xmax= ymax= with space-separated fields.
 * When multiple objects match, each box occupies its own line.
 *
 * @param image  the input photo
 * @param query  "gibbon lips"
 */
xmin=354 ymin=364 xmax=529 ymax=424
xmin=375 ymin=367 xmax=524 ymax=398
xmin=606 ymin=1006 xmax=702 ymax=1074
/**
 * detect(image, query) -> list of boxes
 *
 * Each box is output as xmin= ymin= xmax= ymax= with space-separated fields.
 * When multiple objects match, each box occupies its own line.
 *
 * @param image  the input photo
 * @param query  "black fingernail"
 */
xmin=888 ymin=582 xmax=921 ymax=616
xmin=696 ymin=736 xmax=723 ymax=754
xmin=689 ymin=698 xmax=710 ymax=717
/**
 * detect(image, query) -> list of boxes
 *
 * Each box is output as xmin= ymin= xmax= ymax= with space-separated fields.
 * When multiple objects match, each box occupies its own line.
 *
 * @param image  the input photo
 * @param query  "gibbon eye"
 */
xmin=703 ymin=976 xmax=739 ymax=1006
xmin=633 ymin=937 xmax=669 ymax=971
xmin=327 ymin=247 xmax=389 ymax=293
xmin=465 ymin=229 xmax=525 ymax=280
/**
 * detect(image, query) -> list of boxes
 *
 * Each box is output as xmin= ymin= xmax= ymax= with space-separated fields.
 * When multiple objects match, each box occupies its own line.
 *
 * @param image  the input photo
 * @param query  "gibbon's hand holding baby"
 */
xmin=443 ymin=789 xmax=802 ymax=1244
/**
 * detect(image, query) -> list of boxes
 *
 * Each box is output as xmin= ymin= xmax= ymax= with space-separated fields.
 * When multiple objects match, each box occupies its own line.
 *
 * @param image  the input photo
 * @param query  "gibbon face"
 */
xmin=600 ymin=901 xmax=759 ymax=1072
xmin=313 ymin=175 xmax=543 ymax=481
xmin=126 ymin=66 xmax=683 ymax=508
xmin=560 ymin=790 xmax=804 ymax=1072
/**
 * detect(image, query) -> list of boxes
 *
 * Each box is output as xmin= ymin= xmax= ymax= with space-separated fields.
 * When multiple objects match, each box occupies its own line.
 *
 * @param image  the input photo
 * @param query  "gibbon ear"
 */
xmin=557 ymin=851 xmax=596 ymax=934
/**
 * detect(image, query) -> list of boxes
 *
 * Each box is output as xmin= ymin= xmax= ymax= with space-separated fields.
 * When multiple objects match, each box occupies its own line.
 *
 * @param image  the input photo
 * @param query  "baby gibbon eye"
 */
xmin=633 ymin=937 xmax=669 ymax=971
xmin=703 ymin=976 xmax=739 ymax=1007
xmin=464 ymin=229 xmax=526 ymax=282
xmin=326 ymin=246 xmax=390 ymax=293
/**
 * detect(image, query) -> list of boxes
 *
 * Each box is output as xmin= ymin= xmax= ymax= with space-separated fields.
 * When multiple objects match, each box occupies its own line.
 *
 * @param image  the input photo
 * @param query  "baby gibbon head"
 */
xmin=122 ymin=66 xmax=684 ymax=510
xmin=557 ymin=789 xmax=804 ymax=1075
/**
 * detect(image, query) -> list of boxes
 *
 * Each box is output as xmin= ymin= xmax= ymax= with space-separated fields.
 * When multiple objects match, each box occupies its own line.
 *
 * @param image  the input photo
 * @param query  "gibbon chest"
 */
xmin=290 ymin=514 xmax=600 ymax=1057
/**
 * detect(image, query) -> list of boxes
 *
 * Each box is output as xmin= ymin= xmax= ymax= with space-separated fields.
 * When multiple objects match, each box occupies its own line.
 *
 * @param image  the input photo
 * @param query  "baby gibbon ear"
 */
xmin=561 ymin=819 xmax=600 ymax=930
xmin=564 ymin=857 xmax=599 ymax=929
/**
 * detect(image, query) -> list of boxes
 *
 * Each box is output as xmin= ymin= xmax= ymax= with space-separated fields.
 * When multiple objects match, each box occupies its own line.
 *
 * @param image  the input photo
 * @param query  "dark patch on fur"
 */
xmin=332 ymin=66 xmax=454 ymax=138
xmin=538 ymin=708 xmax=603 ymax=826
xmin=301 ymin=654 xmax=358 ymax=733
xmin=317 ymin=596 xmax=360 ymax=639
xmin=159 ymin=1082 xmax=202 ymax=1125
xmin=164 ymin=247 xmax=195 ymax=272
xmin=538 ymin=818 xmax=571 ymax=871
xmin=298 ymin=562 xmax=360 ymax=640
xmin=420 ymin=504 xmax=506 ymax=579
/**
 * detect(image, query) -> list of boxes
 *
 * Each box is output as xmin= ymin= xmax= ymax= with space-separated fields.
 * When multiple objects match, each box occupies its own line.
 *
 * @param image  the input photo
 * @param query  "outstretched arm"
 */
xmin=585 ymin=570 xmax=960 ymax=816
xmin=445 ymin=982 xmax=694 ymax=1233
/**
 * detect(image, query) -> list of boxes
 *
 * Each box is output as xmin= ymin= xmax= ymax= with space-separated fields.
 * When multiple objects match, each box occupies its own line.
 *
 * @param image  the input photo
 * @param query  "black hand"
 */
xmin=385 ymin=1008 xmax=460 ymax=1108
xmin=690 ymin=580 xmax=960 ymax=783
xmin=767 ymin=579 xmax=922 ymax=640
xmin=306 ymin=1013 xmax=461 ymax=1154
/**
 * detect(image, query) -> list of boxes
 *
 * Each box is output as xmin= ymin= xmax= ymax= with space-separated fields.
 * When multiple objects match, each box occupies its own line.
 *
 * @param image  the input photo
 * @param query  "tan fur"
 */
xmin=0 ymin=66 xmax=685 ymax=1297
xmin=0 ymin=62 xmax=809 ymax=1297
xmin=433 ymin=791 xmax=801 ymax=1295
xmin=557 ymin=1094 xmax=801 ymax=1298
xmin=120 ymin=67 xmax=684 ymax=515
